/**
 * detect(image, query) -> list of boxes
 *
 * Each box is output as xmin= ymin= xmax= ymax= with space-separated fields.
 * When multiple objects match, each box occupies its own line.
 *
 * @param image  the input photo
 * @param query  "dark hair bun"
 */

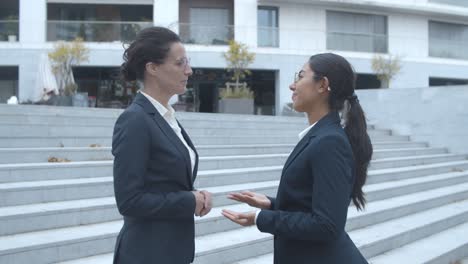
xmin=121 ymin=61 xmax=137 ymax=82
xmin=120 ymin=26 xmax=181 ymax=82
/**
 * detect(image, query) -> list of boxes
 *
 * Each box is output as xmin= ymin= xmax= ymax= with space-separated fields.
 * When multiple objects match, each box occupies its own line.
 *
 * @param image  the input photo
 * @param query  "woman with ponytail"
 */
xmin=222 ymin=53 xmax=372 ymax=263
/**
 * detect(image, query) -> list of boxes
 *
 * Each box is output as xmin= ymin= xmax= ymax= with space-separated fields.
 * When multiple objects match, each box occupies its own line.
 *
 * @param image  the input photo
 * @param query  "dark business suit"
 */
xmin=112 ymin=93 xmax=199 ymax=264
xmin=256 ymin=111 xmax=368 ymax=264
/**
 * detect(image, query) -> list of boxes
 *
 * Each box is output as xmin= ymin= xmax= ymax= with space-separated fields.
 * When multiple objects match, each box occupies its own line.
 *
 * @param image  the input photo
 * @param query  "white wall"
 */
xmin=357 ymin=86 xmax=468 ymax=154
xmin=234 ymin=0 xmax=257 ymax=47
xmin=272 ymin=2 xmax=325 ymax=53
xmin=20 ymin=0 xmax=46 ymax=44
xmin=154 ymin=0 xmax=179 ymax=32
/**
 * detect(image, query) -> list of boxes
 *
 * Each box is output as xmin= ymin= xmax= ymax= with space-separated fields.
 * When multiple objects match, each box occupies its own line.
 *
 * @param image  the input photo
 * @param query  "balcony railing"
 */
xmin=178 ymin=23 xmax=234 ymax=45
xmin=47 ymin=20 xmax=153 ymax=42
xmin=0 ymin=20 xmax=19 ymax=42
xmin=430 ymin=38 xmax=468 ymax=60
xmin=258 ymin=26 xmax=279 ymax=47
xmin=327 ymin=31 xmax=388 ymax=53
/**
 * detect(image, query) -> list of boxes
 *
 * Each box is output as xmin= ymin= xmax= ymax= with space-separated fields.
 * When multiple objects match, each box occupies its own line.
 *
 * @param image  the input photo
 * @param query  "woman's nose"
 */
xmin=185 ymin=65 xmax=193 ymax=76
xmin=289 ymin=83 xmax=295 ymax=91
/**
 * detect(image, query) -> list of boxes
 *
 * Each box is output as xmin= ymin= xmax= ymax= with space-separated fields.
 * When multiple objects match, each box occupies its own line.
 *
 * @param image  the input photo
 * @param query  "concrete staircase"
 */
xmin=0 ymin=104 xmax=467 ymax=264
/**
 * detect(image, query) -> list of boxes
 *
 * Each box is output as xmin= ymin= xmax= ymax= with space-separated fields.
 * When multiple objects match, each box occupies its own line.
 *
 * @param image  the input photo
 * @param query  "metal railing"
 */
xmin=327 ymin=31 xmax=388 ymax=53
xmin=429 ymin=38 xmax=468 ymax=60
xmin=178 ymin=23 xmax=234 ymax=45
xmin=258 ymin=26 xmax=279 ymax=47
xmin=0 ymin=20 xmax=19 ymax=42
xmin=47 ymin=20 xmax=153 ymax=42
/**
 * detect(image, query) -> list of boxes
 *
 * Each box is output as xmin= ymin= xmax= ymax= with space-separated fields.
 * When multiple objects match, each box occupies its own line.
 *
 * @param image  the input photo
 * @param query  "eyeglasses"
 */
xmin=294 ymin=70 xmax=305 ymax=83
xmin=294 ymin=70 xmax=326 ymax=84
xmin=176 ymin=57 xmax=191 ymax=70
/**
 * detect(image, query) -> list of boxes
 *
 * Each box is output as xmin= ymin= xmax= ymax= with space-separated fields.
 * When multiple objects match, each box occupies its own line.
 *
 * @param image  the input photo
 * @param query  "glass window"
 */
xmin=0 ymin=66 xmax=18 ymax=104
xmin=186 ymin=8 xmax=231 ymax=45
xmin=47 ymin=4 xmax=153 ymax=42
xmin=429 ymin=21 xmax=468 ymax=60
xmin=0 ymin=0 xmax=19 ymax=42
xmin=428 ymin=0 xmax=468 ymax=8
xmin=327 ymin=11 xmax=387 ymax=53
xmin=258 ymin=7 xmax=279 ymax=47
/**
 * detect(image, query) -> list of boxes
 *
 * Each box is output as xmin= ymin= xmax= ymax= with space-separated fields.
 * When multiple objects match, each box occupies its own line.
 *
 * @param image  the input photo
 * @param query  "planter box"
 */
xmin=51 ymin=95 xmax=72 ymax=106
xmin=8 ymin=35 xmax=17 ymax=42
xmin=72 ymin=92 xmax=89 ymax=107
xmin=218 ymin=98 xmax=254 ymax=115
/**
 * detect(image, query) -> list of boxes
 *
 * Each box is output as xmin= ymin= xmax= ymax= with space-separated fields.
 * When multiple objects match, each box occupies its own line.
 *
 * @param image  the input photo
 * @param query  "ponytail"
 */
xmin=344 ymin=98 xmax=373 ymax=210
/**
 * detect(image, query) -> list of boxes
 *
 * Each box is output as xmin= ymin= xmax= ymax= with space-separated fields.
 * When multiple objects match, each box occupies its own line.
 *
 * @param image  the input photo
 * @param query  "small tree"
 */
xmin=48 ymin=38 xmax=89 ymax=95
xmin=371 ymin=54 xmax=402 ymax=88
xmin=223 ymin=40 xmax=255 ymax=90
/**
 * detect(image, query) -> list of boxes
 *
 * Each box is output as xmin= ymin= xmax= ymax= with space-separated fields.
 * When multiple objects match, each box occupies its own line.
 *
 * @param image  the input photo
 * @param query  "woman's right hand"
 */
xmin=192 ymin=191 xmax=205 ymax=216
xmin=227 ymin=191 xmax=271 ymax=209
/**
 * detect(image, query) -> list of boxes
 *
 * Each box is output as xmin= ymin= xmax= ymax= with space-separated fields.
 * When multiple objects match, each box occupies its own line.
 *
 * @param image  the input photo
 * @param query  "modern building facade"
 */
xmin=1 ymin=0 xmax=468 ymax=114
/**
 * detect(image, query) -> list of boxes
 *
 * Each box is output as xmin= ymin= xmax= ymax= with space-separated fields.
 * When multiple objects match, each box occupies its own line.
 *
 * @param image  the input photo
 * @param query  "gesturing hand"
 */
xmin=227 ymin=191 xmax=271 ymax=209
xmin=221 ymin=209 xmax=256 ymax=227
xmin=192 ymin=191 xmax=205 ymax=216
xmin=199 ymin=190 xmax=213 ymax=217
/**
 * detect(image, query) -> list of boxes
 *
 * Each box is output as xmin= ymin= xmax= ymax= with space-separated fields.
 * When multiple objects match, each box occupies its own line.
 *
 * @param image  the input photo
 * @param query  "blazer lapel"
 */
xmin=133 ymin=93 xmax=193 ymax=186
xmin=282 ymin=111 xmax=341 ymax=172
xmin=179 ymin=122 xmax=199 ymax=182
xmin=282 ymin=134 xmax=313 ymax=173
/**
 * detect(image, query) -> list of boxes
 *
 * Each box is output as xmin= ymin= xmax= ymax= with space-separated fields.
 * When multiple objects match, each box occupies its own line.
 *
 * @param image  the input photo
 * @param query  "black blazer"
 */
xmin=112 ymin=93 xmax=199 ymax=264
xmin=256 ymin=112 xmax=368 ymax=264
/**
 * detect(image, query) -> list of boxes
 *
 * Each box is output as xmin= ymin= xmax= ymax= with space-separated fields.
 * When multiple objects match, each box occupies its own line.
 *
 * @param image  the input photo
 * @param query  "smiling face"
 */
xmin=150 ymin=42 xmax=193 ymax=96
xmin=289 ymin=62 xmax=329 ymax=113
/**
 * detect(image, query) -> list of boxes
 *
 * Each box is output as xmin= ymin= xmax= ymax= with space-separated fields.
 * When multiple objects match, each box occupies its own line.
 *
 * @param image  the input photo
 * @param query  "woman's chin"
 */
xmin=292 ymin=102 xmax=304 ymax=113
xmin=174 ymin=86 xmax=187 ymax=95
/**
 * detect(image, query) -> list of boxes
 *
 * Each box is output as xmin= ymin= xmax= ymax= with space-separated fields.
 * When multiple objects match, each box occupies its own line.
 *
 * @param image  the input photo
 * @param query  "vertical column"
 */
xmin=20 ymin=0 xmax=46 ymax=43
xmin=234 ymin=0 xmax=257 ymax=47
xmin=154 ymin=0 xmax=180 ymax=33
xmin=18 ymin=0 xmax=47 ymax=102
xmin=387 ymin=14 xmax=429 ymax=87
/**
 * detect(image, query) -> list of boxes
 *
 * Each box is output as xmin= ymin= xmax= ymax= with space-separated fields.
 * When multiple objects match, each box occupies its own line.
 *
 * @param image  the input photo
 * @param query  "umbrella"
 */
xmin=32 ymin=53 xmax=58 ymax=102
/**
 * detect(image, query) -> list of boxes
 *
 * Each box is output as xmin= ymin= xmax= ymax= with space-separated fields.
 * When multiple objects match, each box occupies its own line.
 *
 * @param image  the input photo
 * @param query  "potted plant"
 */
xmin=219 ymin=40 xmax=256 ymax=114
xmin=371 ymin=54 xmax=402 ymax=88
xmin=219 ymin=82 xmax=254 ymax=114
xmin=48 ymin=37 xmax=89 ymax=106
xmin=4 ymin=15 xmax=19 ymax=42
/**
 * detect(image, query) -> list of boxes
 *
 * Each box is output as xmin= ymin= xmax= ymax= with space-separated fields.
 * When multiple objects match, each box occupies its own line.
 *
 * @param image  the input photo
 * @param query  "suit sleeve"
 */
xmin=267 ymin=196 xmax=276 ymax=210
xmin=112 ymin=111 xmax=196 ymax=219
xmin=256 ymin=135 xmax=353 ymax=241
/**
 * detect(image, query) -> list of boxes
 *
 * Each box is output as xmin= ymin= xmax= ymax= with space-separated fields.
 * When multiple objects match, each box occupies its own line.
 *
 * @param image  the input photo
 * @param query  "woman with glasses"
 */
xmin=223 ymin=53 xmax=373 ymax=264
xmin=112 ymin=27 xmax=212 ymax=264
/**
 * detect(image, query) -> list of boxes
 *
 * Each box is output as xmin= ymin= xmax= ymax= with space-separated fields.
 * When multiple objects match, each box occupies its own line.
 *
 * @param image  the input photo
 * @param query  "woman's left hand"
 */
xmin=221 ymin=209 xmax=256 ymax=226
xmin=199 ymin=190 xmax=213 ymax=216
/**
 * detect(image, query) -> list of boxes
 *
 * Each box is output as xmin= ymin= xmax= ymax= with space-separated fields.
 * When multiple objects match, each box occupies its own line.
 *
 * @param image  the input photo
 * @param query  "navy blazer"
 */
xmin=257 ymin=112 xmax=368 ymax=264
xmin=112 ymin=93 xmax=199 ymax=264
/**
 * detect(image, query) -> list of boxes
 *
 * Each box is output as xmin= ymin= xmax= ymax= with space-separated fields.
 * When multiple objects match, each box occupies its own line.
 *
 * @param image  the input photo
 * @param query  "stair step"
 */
xmin=0 ymin=135 xmax=425 ymax=148
xmin=369 ymin=221 xmax=468 ymax=264
xmin=234 ymin=254 xmax=273 ymax=264
xmin=367 ymin=160 xmax=468 ymax=184
xmin=0 ymin=177 xmax=280 ymax=207
xmin=369 ymin=154 xmax=467 ymax=170
xmin=2 ymin=161 xmax=468 ymax=206
xmin=350 ymin=198 xmax=468 ymax=259
xmin=0 ymin=146 xmax=447 ymax=164
xmin=372 ymin=147 xmax=447 ymax=159
xmin=2 ymin=173 xmax=468 ymax=237
xmin=347 ymin=181 xmax=468 ymax=231
xmin=0 ymin=217 xmax=272 ymax=264
xmin=2 ymin=153 xmax=464 ymax=184
xmin=364 ymin=170 xmax=468 ymax=201
xmin=27 ymin=185 xmax=468 ymax=264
